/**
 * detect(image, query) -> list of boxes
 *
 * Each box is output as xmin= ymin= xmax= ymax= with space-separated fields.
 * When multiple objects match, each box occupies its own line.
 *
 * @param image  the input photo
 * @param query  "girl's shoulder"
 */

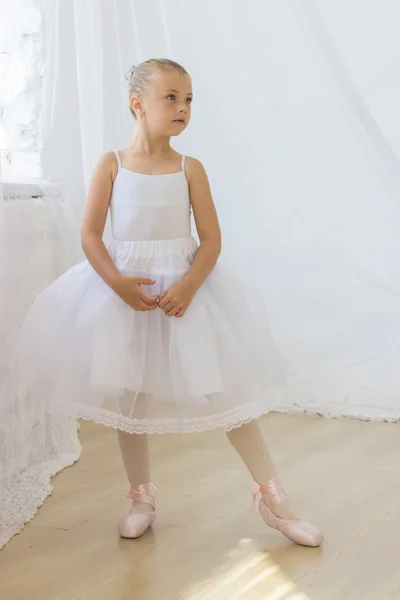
xmin=169 ymin=151 xmax=201 ymax=172
xmin=184 ymin=155 xmax=202 ymax=168
xmin=98 ymin=150 xmax=119 ymax=167
xmin=96 ymin=150 xmax=120 ymax=182
xmin=184 ymin=156 xmax=208 ymax=182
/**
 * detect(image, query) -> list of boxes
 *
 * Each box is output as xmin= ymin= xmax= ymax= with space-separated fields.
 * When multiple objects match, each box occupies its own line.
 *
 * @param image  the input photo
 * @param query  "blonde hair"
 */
xmin=126 ymin=58 xmax=189 ymax=119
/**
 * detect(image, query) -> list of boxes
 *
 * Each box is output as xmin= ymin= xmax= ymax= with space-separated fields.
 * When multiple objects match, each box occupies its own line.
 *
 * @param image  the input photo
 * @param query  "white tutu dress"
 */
xmin=13 ymin=152 xmax=289 ymax=434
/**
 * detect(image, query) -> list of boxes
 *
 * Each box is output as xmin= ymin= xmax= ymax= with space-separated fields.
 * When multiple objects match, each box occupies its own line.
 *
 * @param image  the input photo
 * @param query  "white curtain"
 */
xmin=39 ymin=0 xmax=400 ymax=421
xmin=0 ymin=1 xmax=82 ymax=548
xmin=0 ymin=180 xmax=82 ymax=549
xmin=38 ymin=0 xmax=400 ymax=421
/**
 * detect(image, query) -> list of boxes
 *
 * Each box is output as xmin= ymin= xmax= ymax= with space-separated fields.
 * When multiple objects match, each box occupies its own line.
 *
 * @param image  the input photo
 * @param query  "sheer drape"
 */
xmin=38 ymin=0 xmax=400 ymax=421
xmin=0 ymin=1 xmax=82 ymax=548
xmin=0 ymin=178 xmax=82 ymax=549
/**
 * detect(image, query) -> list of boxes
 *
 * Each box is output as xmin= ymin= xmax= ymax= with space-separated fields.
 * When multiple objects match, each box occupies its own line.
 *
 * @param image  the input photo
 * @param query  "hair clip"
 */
xmin=125 ymin=65 xmax=136 ymax=85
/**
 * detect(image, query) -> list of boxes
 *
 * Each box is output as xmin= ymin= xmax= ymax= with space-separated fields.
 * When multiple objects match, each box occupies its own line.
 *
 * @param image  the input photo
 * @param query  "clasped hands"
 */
xmin=115 ymin=276 xmax=194 ymax=318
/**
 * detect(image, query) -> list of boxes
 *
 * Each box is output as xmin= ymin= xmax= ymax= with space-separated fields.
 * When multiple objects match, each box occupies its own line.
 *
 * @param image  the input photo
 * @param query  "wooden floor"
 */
xmin=1 ymin=413 xmax=400 ymax=600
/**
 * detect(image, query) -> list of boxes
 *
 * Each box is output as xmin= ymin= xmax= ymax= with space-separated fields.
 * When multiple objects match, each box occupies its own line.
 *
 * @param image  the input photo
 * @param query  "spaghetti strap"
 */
xmin=113 ymin=150 xmax=121 ymax=170
xmin=181 ymin=154 xmax=186 ymax=172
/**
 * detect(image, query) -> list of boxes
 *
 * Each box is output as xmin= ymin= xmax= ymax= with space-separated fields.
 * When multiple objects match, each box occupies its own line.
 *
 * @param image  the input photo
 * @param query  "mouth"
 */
xmin=173 ymin=119 xmax=186 ymax=124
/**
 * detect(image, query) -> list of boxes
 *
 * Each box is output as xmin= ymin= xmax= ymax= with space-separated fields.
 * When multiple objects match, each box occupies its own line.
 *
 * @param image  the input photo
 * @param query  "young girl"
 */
xmin=15 ymin=58 xmax=323 ymax=547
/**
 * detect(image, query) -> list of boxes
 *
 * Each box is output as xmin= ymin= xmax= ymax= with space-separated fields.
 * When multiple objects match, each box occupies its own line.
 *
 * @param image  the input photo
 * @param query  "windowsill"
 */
xmin=2 ymin=180 xmax=61 ymax=200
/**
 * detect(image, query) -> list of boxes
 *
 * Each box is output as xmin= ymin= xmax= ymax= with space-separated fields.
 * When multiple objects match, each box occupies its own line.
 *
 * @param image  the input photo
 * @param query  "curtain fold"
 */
xmin=296 ymin=0 xmax=400 ymax=187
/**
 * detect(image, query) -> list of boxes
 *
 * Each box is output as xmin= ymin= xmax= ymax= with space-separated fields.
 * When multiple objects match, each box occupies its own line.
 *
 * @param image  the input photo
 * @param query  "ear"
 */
xmin=130 ymin=95 xmax=143 ymax=118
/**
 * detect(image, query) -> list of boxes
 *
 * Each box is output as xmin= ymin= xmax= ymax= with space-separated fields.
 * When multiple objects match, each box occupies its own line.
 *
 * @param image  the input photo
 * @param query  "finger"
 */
xmin=175 ymin=308 xmax=186 ymax=318
xmin=158 ymin=291 xmax=169 ymax=305
xmin=137 ymin=278 xmax=156 ymax=286
xmin=139 ymin=301 xmax=155 ymax=311
xmin=158 ymin=295 xmax=171 ymax=310
xmin=162 ymin=301 xmax=174 ymax=313
xmin=165 ymin=302 xmax=181 ymax=315
xmin=140 ymin=291 xmax=158 ymax=305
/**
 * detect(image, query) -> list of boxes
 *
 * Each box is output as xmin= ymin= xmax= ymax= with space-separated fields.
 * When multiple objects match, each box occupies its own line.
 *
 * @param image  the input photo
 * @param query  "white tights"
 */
xmin=226 ymin=420 xmax=279 ymax=484
xmin=117 ymin=420 xmax=296 ymax=518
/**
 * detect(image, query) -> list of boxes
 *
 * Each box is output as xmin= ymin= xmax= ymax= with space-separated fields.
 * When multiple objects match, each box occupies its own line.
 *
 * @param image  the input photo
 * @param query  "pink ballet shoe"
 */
xmin=118 ymin=483 xmax=157 ymax=539
xmin=253 ymin=478 xmax=323 ymax=547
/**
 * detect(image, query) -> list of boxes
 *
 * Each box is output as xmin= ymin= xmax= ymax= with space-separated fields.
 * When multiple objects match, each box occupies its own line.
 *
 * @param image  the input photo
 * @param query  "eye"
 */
xmin=167 ymin=94 xmax=176 ymax=101
xmin=186 ymin=97 xmax=193 ymax=104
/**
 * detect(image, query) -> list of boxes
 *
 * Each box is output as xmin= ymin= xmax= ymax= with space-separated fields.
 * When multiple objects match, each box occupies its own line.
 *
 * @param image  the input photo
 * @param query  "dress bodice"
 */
xmin=110 ymin=152 xmax=191 ymax=242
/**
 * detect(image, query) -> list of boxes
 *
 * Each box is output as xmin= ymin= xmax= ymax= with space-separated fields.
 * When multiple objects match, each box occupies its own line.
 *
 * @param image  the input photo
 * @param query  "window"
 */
xmin=0 ymin=0 xmax=43 ymax=180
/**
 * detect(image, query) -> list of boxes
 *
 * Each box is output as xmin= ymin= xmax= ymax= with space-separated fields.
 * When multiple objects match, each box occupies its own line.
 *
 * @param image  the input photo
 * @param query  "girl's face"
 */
xmin=133 ymin=70 xmax=193 ymax=136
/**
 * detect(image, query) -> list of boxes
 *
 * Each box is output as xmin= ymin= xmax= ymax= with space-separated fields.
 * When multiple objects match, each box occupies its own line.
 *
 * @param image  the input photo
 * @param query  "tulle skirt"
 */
xmin=12 ymin=235 xmax=290 ymax=434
